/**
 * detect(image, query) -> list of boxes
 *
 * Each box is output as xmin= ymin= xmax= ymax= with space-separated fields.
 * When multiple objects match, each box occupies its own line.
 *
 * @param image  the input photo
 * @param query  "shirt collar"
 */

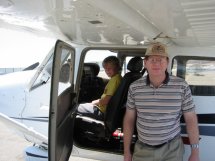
xmin=146 ymin=71 xmax=170 ymax=86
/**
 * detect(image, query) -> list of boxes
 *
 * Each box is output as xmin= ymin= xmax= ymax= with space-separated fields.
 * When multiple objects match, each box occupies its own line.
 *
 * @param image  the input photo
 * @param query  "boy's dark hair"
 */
xmin=102 ymin=56 xmax=120 ymax=70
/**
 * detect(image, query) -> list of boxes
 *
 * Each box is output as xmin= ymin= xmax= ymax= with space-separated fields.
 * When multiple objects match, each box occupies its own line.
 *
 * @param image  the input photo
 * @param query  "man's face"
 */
xmin=144 ymin=55 xmax=168 ymax=76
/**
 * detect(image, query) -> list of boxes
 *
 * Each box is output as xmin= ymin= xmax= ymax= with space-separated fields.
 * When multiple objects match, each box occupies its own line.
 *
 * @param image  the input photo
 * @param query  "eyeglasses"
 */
xmin=147 ymin=57 xmax=167 ymax=64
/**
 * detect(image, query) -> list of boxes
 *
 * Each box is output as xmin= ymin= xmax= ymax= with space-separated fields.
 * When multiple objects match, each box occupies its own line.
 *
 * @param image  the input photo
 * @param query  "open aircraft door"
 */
xmin=49 ymin=40 xmax=76 ymax=161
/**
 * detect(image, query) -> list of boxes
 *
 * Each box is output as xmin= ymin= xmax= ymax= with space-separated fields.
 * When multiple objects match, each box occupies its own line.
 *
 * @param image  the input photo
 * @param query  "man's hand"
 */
xmin=188 ymin=152 xmax=200 ymax=161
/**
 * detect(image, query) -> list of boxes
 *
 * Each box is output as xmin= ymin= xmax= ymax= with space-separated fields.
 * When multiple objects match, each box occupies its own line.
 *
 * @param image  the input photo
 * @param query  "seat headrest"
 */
xmin=127 ymin=57 xmax=143 ymax=72
xmin=84 ymin=63 xmax=100 ymax=76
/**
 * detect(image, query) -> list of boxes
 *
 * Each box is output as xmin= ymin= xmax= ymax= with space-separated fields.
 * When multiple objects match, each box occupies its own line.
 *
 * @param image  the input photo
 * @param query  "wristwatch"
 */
xmin=190 ymin=144 xmax=199 ymax=149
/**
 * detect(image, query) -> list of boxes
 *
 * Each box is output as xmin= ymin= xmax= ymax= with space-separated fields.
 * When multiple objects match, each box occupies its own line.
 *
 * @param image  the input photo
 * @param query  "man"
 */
xmin=123 ymin=42 xmax=200 ymax=161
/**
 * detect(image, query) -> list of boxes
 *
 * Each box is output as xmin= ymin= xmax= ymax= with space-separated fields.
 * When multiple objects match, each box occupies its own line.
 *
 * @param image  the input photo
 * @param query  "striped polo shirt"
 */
xmin=126 ymin=73 xmax=195 ymax=145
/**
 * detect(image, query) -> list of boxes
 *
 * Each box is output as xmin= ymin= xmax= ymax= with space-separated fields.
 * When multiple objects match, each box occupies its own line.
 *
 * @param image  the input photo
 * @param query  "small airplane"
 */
xmin=0 ymin=0 xmax=215 ymax=161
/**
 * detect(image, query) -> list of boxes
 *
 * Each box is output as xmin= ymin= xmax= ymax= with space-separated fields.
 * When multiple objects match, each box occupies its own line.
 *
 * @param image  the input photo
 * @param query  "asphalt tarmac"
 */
xmin=0 ymin=121 xmax=100 ymax=161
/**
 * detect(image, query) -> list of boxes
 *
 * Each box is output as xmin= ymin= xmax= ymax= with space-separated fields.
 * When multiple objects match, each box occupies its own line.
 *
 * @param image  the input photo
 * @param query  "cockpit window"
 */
xmin=31 ymin=50 xmax=70 ymax=90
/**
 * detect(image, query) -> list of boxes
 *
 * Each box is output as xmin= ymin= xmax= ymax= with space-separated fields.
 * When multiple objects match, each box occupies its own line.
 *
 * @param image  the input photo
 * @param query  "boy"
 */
xmin=77 ymin=56 xmax=122 ymax=120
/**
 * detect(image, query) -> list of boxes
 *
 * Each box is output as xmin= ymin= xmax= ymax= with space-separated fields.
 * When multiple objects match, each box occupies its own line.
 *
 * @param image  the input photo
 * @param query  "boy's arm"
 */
xmin=91 ymin=95 xmax=111 ymax=106
xmin=98 ymin=95 xmax=112 ymax=106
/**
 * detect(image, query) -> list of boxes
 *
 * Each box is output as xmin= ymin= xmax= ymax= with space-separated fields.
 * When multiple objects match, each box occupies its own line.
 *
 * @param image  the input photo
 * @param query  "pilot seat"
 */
xmin=75 ymin=57 xmax=144 ymax=142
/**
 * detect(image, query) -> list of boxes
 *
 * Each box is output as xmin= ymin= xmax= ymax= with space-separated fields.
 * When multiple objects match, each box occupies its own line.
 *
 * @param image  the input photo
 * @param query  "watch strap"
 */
xmin=190 ymin=144 xmax=199 ymax=149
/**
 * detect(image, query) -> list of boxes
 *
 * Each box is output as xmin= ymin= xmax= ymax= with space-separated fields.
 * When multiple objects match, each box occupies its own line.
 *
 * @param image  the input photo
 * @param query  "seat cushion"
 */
xmin=75 ymin=115 xmax=105 ymax=137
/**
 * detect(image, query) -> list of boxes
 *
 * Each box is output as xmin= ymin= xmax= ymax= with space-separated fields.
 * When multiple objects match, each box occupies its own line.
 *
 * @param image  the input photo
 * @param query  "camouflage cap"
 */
xmin=145 ymin=42 xmax=168 ymax=57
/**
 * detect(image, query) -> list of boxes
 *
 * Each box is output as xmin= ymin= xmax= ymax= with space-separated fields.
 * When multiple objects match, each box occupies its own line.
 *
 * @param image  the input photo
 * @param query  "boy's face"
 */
xmin=103 ymin=63 xmax=118 ymax=78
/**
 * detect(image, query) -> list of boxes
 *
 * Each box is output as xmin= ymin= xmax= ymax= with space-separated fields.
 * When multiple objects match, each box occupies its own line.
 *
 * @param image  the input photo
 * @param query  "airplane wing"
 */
xmin=0 ymin=112 xmax=48 ymax=148
xmin=22 ymin=62 xmax=39 ymax=71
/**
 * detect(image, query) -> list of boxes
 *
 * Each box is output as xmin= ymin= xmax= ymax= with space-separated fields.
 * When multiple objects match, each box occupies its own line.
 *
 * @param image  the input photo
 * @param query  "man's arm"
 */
xmin=123 ymin=108 xmax=136 ymax=161
xmin=183 ymin=111 xmax=200 ymax=161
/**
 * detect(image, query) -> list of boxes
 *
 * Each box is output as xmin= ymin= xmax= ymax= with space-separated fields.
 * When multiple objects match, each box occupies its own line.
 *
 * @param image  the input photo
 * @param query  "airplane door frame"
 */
xmin=49 ymin=40 xmax=76 ymax=161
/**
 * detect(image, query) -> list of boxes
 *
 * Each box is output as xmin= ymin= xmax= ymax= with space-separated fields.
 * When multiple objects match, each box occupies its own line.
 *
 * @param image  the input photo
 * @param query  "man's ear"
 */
xmin=144 ymin=59 xmax=147 ymax=66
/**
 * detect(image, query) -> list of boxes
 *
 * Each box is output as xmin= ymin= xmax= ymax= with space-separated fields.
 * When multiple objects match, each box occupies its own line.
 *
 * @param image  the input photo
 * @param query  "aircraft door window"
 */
xmin=122 ymin=56 xmax=146 ymax=76
xmin=172 ymin=56 xmax=215 ymax=96
xmin=78 ymin=50 xmax=117 ymax=103
xmin=185 ymin=60 xmax=215 ymax=86
xmin=84 ymin=50 xmax=117 ymax=78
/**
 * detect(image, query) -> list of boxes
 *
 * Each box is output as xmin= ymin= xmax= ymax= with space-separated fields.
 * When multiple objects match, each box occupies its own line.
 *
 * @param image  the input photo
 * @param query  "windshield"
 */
xmin=31 ymin=50 xmax=70 ymax=90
